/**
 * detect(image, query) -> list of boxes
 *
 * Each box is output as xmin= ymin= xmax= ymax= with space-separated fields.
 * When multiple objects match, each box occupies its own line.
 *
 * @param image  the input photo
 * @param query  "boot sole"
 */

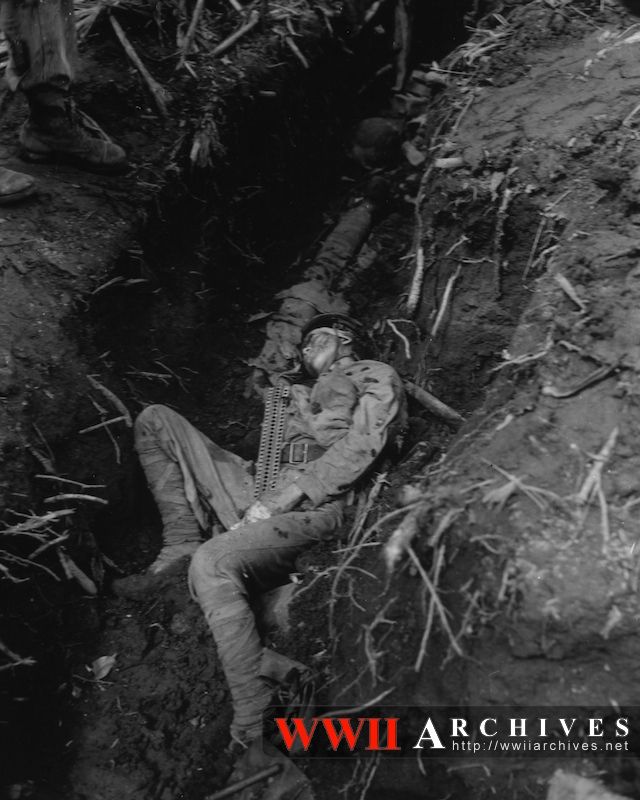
xmin=20 ymin=147 xmax=129 ymax=176
xmin=0 ymin=185 xmax=37 ymax=206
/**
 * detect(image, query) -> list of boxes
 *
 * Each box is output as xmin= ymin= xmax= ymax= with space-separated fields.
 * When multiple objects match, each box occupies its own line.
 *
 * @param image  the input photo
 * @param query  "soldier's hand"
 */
xmin=243 ymin=501 xmax=272 ymax=524
xmin=261 ymin=484 xmax=306 ymax=514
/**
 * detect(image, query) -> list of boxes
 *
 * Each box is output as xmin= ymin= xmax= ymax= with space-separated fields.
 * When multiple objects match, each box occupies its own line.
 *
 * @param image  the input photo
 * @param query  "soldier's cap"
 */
xmin=300 ymin=313 xmax=363 ymax=343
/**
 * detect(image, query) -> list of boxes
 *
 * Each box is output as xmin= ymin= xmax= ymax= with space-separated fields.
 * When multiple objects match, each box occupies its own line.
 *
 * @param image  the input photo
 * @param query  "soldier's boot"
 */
xmin=0 ymin=166 xmax=37 ymax=205
xmin=138 ymin=444 xmax=202 ymax=575
xmin=20 ymin=89 xmax=128 ymax=174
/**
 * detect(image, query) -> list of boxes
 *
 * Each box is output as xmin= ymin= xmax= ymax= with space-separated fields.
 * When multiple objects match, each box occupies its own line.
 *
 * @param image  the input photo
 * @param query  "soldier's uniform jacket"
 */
xmin=279 ymin=359 xmax=407 ymax=507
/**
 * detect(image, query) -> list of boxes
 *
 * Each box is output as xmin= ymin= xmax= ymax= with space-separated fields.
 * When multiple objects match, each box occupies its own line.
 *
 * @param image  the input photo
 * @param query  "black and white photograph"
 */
xmin=2 ymin=0 xmax=640 ymax=798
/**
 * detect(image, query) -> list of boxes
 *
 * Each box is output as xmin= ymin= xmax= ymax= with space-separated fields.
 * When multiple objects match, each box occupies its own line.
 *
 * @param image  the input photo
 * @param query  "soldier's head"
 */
xmin=300 ymin=314 xmax=363 ymax=377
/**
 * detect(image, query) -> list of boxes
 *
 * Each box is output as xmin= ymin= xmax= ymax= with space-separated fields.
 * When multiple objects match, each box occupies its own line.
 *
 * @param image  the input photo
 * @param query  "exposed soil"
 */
xmin=4 ymin=1 xmax=640 ymax=798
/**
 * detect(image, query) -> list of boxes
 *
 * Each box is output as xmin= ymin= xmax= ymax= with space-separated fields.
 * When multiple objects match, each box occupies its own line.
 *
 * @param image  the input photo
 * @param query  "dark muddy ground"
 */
xmin=4 ymin=1 xmax=640 ymax=799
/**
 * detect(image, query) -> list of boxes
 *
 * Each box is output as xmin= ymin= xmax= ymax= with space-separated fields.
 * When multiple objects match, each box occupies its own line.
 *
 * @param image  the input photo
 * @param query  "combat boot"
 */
xmin=20 ymin=90 xmax=128 ymax=174
xmin=0 ymin=166 xmax=37 ymax=205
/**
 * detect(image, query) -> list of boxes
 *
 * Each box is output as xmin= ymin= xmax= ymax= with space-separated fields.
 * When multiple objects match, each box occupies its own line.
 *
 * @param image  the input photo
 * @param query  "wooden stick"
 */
xmin=109 ymin=13 xmax=170 ymax=117
xmin=178 ymin=0 xmax=206 ymax=70
xmin=403 ymin=381 xmax=465 ymax=426
xmin=212 ymin=9 xmax=260 ymax=57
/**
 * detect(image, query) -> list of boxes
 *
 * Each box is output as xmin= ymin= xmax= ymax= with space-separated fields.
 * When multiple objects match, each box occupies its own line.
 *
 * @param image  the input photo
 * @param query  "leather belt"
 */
xmin=282 ymin=440 xmax=325 ymax=465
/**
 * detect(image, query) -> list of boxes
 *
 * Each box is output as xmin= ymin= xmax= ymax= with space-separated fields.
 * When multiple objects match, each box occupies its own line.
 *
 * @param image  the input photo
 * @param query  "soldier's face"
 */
xmin=301 ymin=329 xmax=342 ymax=376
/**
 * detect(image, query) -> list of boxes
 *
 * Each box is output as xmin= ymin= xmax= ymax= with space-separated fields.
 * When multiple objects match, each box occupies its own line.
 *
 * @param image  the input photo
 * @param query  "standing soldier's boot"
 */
xmin=135 ymin=410 xmax=203 ymax=574
xmin=20 ymin=90 xmax=128 ymax=174
xmin=1 ymin=0 xmax=127 ymax=174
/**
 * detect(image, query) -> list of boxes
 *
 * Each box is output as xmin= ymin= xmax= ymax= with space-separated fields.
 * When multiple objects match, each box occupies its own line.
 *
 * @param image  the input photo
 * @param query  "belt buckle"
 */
xmin=289 ymin=441 xmax=309 ymax=464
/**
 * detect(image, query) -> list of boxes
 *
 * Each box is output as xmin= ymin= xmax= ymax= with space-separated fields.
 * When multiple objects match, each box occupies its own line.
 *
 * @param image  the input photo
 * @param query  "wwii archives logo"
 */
xmin=269 ymin=707 xmax=634 ymax=758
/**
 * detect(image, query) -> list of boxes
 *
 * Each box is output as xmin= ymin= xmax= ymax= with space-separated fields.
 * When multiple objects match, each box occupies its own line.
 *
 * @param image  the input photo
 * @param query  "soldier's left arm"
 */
xmin=295 ymin=362 xmax=405 ymax=507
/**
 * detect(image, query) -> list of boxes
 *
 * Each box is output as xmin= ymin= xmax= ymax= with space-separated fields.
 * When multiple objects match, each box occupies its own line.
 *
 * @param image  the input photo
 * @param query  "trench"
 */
xmin=0 ymin=3 xmax=554 ymax=798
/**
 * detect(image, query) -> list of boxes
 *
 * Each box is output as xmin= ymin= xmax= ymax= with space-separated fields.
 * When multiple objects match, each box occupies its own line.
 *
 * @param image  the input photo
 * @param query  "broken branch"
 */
xmin=177 ymin=0 xmax=206 ymax=71
xmin=403 ymin=380 xmax=465 ymax=426
xmin=109 ymin=13 xmax=171 ymax=117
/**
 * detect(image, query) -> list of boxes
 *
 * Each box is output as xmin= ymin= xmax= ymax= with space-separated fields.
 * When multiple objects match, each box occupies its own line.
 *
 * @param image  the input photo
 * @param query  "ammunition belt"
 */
xmin=254 ymin=384 xmax=290 ymax=499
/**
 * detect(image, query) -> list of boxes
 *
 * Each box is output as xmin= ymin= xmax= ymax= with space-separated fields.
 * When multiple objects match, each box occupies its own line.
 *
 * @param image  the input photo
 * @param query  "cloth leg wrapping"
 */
xmin=135 ymin=404 xmax=255 ymax=536
xmin=0 ymin=0 xmax=76 ymax=92
xmin=136 ymin=427 xmax=201 ymax=548
xmin=189 ymin=504 xmax=343 ymax=741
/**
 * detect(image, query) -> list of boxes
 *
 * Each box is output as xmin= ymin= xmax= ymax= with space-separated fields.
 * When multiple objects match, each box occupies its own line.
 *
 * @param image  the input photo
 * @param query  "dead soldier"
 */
xmin=131 ymin=313 xmax=406 ymax=751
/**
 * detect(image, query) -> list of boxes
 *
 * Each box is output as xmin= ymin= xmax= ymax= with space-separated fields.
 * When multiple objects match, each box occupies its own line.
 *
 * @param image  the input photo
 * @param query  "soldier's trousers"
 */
xmin=0 ymin=0 xmax=76 ymax=93
xmin=135 ymin=405 xmax=344 ymax=743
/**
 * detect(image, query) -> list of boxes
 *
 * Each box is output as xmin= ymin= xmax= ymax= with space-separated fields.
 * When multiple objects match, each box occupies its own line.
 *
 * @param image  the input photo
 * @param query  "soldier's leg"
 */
xmin=0 ymin=0 xmax=126 ymax=172
xmin=135 ymin=404 xmax=254 ymax=573
xmin=188 ymin=503 xmax=343 ymax=744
